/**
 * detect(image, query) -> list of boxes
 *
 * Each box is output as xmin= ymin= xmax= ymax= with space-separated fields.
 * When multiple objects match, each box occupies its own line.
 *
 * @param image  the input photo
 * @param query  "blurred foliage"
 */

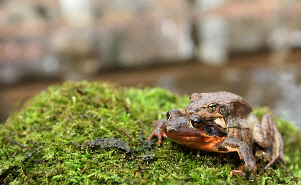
xmin=0 ymin=81 xmax=300 ymax=184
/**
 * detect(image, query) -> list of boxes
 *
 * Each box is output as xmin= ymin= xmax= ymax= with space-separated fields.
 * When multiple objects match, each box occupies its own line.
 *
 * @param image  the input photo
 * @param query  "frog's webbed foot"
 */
xmin=254 ymin=114 xmax=286 ymax=170
xmin=219 ymin=137 xmax=257 ymax=176
xmin=265 ymin=153 xmax=285 ymax=170
xmin=148 ymin=119 xmax=167 ymax=146
xmin=229 ymin=166 xmax=245 ymax=177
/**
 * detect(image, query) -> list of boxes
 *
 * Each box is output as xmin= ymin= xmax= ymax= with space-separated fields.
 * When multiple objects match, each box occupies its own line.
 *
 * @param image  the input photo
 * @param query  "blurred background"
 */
xmin=0 ymin=0 xmax=301 ymax=128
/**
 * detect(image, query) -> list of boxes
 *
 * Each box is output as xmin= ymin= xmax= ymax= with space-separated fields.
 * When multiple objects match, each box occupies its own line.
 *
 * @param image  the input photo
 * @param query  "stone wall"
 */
xmin=0 ymin=0 xmax=300 ymax=83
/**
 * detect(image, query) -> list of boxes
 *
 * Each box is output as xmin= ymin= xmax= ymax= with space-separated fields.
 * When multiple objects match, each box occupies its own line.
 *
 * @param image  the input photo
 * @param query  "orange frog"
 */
xmin=148 ymin=92 xmax=285 ymax=176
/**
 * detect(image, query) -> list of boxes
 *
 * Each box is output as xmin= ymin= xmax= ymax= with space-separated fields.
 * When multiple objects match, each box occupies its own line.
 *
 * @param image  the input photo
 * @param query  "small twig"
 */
xmin=12 ymin=151 xmax=18 ymax=156
xmin=68 ymin=108 xmax=73 ymax=117
xmin=81 ymin=161 xmax=90 ymax=174
xmin=71 ymin=141 xmax=86 ymax=148
xmin=6 ymin=136 xmax=28 ymax=149
xmin=22 ymin=152 xmax=35 ymax=164
xmin=137 ymin=154 xmax=155 ymax=160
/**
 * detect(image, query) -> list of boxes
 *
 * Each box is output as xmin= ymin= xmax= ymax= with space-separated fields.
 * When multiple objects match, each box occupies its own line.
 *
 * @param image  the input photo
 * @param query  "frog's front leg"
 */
xmin=253 ymin=114 xmax=285 ymax=169
xmin=148 ymin=119 xmax=167 ymax=145
xmin=218 ymin=137 xmax=256 ymax=176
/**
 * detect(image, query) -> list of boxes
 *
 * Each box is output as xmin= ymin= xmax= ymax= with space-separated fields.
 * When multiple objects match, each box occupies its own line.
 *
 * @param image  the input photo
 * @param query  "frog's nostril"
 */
xmin=166 ymin=123 xmax=177 ymax=133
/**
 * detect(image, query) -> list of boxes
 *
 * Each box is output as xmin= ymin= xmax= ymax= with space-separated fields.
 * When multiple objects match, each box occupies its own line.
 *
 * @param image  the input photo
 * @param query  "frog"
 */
xmin=148 ymin=91 xmax=285 ymax=176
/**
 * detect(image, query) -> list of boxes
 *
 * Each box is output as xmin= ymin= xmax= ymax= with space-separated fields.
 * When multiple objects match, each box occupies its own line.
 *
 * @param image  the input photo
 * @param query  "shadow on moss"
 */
xmin=0 ymin=81 xmax=300 ymax=184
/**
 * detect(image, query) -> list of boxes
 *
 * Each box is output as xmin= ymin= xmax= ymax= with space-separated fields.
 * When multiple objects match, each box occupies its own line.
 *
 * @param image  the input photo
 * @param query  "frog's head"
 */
xmin=164 ymin=109 xmax=227 ymax=150
xmin=187 ymin=92 xmax=252 ymax=121
xmin=187 ymin=94 xmax=230 ymax=129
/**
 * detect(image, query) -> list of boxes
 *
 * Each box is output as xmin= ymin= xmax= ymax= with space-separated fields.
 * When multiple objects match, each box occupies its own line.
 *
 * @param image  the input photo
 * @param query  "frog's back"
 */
xmin=189 ymin=91 xmax=255 ymax=148
xmin=226 ymin=115 xmax=255 ymax=149
xmin=197 ymin=91 xmax=250 ymax=106
xmin=190 ymin=91 xmax=253 ymax=119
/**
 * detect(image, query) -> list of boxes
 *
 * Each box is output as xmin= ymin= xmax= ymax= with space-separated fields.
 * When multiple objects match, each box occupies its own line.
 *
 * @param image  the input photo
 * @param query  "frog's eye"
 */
xmin=166 ymin=111 xmax=171 ymax=119
xmin=207 ymin=103 xmax=217 ymax=113
xmin=208 ymin=103 xmax=216 ymax=108
xmin=190 ymin=118 xmax=203 ymax=129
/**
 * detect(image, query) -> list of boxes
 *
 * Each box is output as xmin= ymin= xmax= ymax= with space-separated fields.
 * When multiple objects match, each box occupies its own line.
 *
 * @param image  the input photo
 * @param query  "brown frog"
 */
xmin=148 ymin=91 xmax=285 ymax=176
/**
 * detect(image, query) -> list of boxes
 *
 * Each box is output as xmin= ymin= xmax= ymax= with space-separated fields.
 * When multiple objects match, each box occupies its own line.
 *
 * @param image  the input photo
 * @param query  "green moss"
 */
xmin=0 ymin=81 xmax=300 ymax=184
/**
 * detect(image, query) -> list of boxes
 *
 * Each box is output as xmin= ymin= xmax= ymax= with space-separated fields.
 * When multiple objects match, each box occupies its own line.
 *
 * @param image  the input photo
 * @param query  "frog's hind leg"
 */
xmin=264 ymin=123 xmax=286 ymax=169
xmin=254 ymin=114 xmax=285 ymax=169
xmin=219 ymin=137 xmax=257 ymax=175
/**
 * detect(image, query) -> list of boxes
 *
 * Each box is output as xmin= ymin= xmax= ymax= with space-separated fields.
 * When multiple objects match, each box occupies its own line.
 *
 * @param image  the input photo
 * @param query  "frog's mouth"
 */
xmin=169 ymin=135 xmax=226 ymax=152
xmin=169 ymin=134 xmax=224 ymax=142
xmin=165 ymin=121 xmax=227 ymax=139
xmin=169 ymin=135 xmax=204 ymax=141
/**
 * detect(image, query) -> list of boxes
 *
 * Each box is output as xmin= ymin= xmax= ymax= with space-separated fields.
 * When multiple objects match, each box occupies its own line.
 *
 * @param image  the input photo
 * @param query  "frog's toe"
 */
xmin=278 ymin=151 xmax=286 ymax=169
xmin=148 ymin=131 xmax=167 ymax=146
xmin=147 ymin=133 xmax=155 ymax=140
xmin=148 ymin=133 xmax=159 ymax=142
xmin=277 ymin=159 xmax=285 ymax=169
xmin=156 ymin=139 xmax=162 ymax=146
xmin=280 ymin=151 xmax=286 ymax=165
xmin=229 ymin=169 xmax=245 ymax=178
xmin=265 ymin=154 xmax=286 ymax=170
xmin=229 ymin=166 xmax=248 ymax=177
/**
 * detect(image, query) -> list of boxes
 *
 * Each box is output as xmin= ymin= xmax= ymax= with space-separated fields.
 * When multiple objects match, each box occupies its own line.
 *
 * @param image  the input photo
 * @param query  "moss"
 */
xmin=0 ymin=81 xmax=300 ymax=184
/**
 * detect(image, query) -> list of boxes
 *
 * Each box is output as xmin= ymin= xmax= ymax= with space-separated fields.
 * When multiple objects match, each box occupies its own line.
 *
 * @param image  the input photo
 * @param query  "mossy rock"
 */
xmin=0 ymin=81 xmax=300 ymax=184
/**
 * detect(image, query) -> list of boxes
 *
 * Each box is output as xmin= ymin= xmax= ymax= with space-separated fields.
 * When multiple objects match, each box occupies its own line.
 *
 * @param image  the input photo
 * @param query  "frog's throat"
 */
xmin=169 ymin=135 xmax=226 ymax=144
xmin=170 ymin=136 xmax=227 ymax=153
